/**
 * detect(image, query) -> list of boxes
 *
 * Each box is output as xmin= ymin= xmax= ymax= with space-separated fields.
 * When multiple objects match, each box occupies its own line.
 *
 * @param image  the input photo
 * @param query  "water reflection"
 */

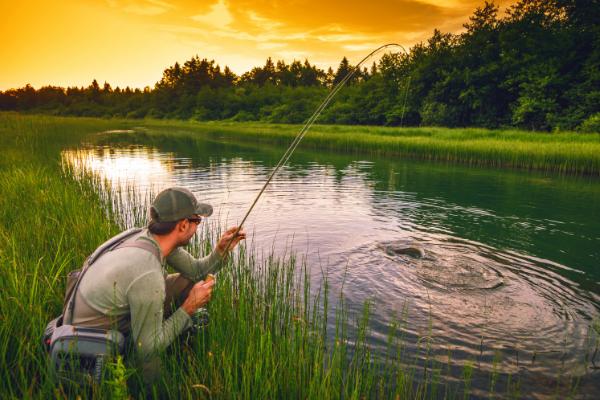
xmin=62 ymin=140 xmax=600 ymax=398
xmin=66 ymin=146 xmax=178 ymax=189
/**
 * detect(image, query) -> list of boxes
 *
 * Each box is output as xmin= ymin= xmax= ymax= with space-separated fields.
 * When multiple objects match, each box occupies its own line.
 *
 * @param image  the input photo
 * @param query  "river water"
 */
xmin=62 ymin=132 xmax=600 ymax=398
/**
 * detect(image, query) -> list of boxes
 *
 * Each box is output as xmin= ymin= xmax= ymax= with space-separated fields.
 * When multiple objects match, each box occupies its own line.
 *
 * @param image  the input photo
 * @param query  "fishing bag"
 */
xmin=43 ymin=227 xmax=160 ymax=384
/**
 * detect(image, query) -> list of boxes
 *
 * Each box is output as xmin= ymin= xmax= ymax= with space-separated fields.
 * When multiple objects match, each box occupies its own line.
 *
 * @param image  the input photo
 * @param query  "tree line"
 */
xmin=1 ymin=0 xmax=598 ymax=131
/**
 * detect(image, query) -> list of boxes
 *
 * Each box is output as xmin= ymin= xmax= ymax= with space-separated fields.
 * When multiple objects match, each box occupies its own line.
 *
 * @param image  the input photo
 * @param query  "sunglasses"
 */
xmin=187 ymin=216 xmax=203 ymax=224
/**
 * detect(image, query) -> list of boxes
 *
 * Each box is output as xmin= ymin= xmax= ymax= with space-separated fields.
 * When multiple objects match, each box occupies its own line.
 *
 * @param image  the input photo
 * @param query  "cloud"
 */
xmin=110 ymin=0 xmax=520 ymax=53
xmin=107 ymin=0 xmax=174 ymax=16
xmin=315 ymin=32 xmax=375 ymax=43
xmin=342 ymin=43 xmax=382 ymax=52
xmin=91 ymin=0 xmax=520 ymax=78
xmin=246 ymin=10 xmax=284 ymax=31
xmin=191 ymin=0 xmax=233 ymax=28
xmin=225 ymin=0 xmax=451 ymax=33
xmin=257 ymin=42 xmax=287 ymax=50
xmin=274 ymin=50 xmax=311 ymax=60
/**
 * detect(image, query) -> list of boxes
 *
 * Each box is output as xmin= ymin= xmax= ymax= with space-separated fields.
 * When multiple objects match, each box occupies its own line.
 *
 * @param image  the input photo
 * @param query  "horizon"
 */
xmin=1 ymin=0 xmax=517 ymax=91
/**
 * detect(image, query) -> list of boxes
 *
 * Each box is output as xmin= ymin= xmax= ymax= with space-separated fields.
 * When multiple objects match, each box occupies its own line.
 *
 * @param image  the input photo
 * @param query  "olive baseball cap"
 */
xmin=150 ymin=187 xmax=213 ymax=222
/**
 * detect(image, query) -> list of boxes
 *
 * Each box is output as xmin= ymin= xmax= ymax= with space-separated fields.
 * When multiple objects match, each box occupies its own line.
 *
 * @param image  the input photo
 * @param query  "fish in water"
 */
xmin=378 ymin=240 xmax=505 ymax=290
xmin=379 ymin=241 xmax=426 ymax=259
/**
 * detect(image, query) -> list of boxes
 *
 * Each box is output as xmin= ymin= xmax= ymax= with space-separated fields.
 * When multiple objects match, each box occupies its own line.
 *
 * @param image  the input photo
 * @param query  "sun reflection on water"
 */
xmin=63 ymin=145 xmax=177 ymax=190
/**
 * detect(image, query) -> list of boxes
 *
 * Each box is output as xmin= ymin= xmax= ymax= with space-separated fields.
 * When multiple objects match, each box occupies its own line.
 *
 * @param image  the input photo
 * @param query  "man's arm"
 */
xmin=127 ymin=270 xmax=191 ymax=358
xmin=166 ymin=247 xmax=223 ymax=282
xmin=166 ymin=227 xmax=246 ymax=281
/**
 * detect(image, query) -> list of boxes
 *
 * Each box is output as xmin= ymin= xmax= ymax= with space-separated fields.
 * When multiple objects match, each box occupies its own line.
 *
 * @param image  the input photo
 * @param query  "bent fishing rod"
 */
xmin=223 ymin=43 xmax=408 ymax=253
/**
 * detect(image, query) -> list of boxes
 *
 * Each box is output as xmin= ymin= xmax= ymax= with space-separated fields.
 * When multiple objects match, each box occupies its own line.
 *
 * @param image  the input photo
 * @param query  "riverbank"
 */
xmin=97 ymin=117 xmax=600 ymax=176
xmin=6 ymin=112 xmax=600 ymax=176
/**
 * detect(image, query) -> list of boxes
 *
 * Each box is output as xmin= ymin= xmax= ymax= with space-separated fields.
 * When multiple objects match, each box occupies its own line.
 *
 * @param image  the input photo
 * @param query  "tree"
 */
xmin=80 ymin=80 xmax=101 ymax=105
xmin=333 ymin=57 xmax=354 ymax=86
xmin=299 ymin=60 xmax=322 ymax=86
xmin=243 ymin=57 xmax=277 ymax=86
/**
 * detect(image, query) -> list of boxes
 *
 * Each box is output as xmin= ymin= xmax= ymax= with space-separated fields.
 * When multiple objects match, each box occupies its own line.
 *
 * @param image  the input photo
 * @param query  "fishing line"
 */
xmin=223 ymin=43 xmax=408 ymax=252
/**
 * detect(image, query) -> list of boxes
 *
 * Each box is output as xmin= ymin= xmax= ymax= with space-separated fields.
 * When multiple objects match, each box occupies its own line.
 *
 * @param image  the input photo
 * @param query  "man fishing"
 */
xmin=62 ymin=187 xmax=246 ymax=380
xmin=49 ymin=45 xmax=403 ymax=385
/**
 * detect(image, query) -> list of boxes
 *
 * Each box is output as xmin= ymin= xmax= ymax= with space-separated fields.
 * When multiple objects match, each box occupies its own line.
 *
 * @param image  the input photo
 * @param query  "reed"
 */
xmin=0 ymin=112 xmax=592 ymax=398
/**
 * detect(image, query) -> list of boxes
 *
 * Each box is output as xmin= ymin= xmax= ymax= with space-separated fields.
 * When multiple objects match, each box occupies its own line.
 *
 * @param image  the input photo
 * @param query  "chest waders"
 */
xmin=43 ymin=228 xmax=160 ymax=385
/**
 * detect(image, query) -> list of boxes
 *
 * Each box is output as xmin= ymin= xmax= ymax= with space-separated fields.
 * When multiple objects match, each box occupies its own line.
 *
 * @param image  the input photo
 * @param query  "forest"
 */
xmin=1 ymin=0 xmax=598 ymax=132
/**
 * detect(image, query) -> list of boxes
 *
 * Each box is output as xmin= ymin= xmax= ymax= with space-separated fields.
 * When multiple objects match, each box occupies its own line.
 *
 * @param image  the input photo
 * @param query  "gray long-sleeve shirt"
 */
xmin=66 ymin=228 xmax=222 ymax=361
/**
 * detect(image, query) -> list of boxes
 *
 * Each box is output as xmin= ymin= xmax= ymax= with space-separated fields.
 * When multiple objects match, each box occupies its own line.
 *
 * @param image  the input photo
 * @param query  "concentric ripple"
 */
xmin=337 ymin=235 xmax=599 ymax=386
xmin=377 ymin=239 xmax=505 ymax=291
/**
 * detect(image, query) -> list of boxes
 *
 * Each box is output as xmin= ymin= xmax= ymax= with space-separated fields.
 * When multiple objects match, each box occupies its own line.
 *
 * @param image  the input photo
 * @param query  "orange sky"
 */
xmin=0 ymin=0 xmax=517 ymax=91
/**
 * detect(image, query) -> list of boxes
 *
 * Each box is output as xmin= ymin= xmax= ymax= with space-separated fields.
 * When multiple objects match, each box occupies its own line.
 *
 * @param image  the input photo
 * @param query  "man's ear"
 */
xmin=177 ymin=219 xmax=188 ymax=232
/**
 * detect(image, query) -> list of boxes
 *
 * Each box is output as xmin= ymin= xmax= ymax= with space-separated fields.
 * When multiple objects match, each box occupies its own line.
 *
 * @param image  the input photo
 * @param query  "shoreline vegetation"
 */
xmin=0 ymin=113 xmax=596 ymax=398
xmin=113 ymin=118 xmax=600 ymax=176
xmin=7 ymin=112 xmax=600 ymax=176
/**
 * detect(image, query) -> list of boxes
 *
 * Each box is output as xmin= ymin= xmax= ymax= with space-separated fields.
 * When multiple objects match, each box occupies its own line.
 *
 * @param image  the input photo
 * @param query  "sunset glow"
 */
xmin=1 ymin=0 xmax=517 ymax=90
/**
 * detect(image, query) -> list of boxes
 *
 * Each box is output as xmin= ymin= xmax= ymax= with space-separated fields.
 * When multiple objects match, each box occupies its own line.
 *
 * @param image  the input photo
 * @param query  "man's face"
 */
xmin=177 ymin=215 xmax=202 ymax=246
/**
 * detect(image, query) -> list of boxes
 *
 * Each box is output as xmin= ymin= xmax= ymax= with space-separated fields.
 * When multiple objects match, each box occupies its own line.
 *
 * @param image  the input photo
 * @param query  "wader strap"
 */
xmin=64 ymin=228 xmax=160 ymax=325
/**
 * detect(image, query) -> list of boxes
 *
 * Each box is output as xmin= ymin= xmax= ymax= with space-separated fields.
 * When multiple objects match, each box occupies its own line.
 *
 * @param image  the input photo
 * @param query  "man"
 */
xmin=63 ymin=187 xmax=246 ymax=379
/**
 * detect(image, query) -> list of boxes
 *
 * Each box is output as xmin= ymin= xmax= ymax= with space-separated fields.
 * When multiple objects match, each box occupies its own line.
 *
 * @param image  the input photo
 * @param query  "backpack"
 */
xmin=43 ymin=227 xmax=160 ymax=384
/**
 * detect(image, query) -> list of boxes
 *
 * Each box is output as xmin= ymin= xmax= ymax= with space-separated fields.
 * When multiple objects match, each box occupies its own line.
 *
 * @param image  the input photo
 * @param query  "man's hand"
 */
xmin=181 ymin=279 xmax=215 ymax=316
xmin=216 ymin=226 xmax=246 ymax=256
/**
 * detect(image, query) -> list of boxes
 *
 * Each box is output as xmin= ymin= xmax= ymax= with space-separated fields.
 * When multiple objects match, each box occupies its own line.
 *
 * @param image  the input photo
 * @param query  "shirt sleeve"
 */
xmin=126 ymin=269 xmax=191 ymax=361
xmin=166 ymin=247 xmax=224 ymax=282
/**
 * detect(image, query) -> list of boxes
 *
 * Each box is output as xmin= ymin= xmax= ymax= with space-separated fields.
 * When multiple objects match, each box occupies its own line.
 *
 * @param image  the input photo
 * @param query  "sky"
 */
xmin=0 ymin=0 xmax=517 ymax=91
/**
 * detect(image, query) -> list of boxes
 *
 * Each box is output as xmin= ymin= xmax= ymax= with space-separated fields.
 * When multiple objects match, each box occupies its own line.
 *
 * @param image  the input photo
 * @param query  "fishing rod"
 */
xmin=222 ymin=43 xmax=408 ymax=253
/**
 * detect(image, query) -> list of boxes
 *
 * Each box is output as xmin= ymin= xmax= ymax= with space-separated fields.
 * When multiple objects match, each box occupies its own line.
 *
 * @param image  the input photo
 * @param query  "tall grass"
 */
xmin=0 ymin=112 xmax=593 ymax=398
xmin=5 ymin=112 xmax=600 ymax=175
xmin=0 ymin=113 xmax=124 ymax=398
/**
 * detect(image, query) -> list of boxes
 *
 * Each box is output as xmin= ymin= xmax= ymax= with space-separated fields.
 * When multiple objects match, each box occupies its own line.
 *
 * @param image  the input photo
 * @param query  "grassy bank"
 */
xmin=0 ymin=114 xmax=123 ymax=397
xmin=97 ymin=117 xmax=600 ymax=176
xmin=0 ymin=113 xmax=590 ymax=399
xmin=5 ymin=112 xmax=600 ymax=176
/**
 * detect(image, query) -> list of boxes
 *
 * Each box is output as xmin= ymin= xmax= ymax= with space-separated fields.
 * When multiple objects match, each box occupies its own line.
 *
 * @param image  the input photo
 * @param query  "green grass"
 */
xmin=0 ymin=112 xmax=593 ymax=398
xmin=5 ymin=112 xmax=600 ymax=175
xmin=0 ymin=113 xmax=123 ymax=398
xmin=93 ymin=117 xmax=600 ymax=176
